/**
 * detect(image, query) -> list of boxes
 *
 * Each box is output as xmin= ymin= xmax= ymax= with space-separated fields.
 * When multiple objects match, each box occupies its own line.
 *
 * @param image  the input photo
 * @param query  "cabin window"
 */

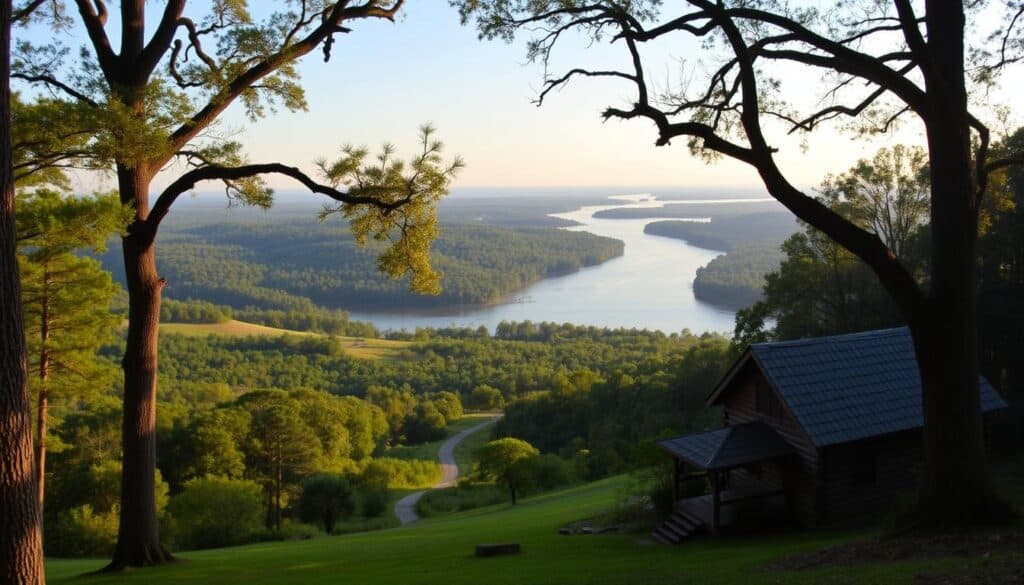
xmin=755 ymin=380 xmax=785 ymax=419
xmin=852 ymin=447 xmax=878 ymax=486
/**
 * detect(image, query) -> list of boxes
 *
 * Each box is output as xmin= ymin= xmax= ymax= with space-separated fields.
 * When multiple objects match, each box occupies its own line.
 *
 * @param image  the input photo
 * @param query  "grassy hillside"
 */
xmin=44 ymin=475 xmax=1015 ymax=585
xmin=160 ymin=320 xmax=410 ymax=360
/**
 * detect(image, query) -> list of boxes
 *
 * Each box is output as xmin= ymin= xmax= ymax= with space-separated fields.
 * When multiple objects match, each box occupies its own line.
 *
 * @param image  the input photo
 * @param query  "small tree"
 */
xmin=299 ymin=475 xmax=355 ymax=534
xmin=16 ymin=189 xmax=126 ymax=520
xmin=475 ymin=438 xmax=539 ymax=505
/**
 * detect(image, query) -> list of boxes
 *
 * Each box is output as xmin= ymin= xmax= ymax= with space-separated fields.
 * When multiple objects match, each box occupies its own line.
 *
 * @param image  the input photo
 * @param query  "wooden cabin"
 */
xmin=654 ymin=327 xmax=1007 ymax=544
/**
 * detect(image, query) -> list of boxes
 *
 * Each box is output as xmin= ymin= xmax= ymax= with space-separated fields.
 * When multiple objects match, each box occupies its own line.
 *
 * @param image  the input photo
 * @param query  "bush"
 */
xmin=359 ymin=488 xmax=389 ymax=518
xmin=166 ymin=477 xmax=263 ymax=551
xmin=528 ymin=453 xmax=575 ymax=491
xmin=48 ymin=505 xmax=119 ymax=557
xmin=469 ymin=385 xmax=505 ymax=411
xmin=299 ymin=475 xmax=355 ymax=534
xmin=416 ymin=485 xmax=507 ymax=518
xmin=360 ymin=457 xmax=441 ymax=489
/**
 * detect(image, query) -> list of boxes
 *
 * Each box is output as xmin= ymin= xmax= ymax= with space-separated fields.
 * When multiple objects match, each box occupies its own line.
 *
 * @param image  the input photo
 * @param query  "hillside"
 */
xmin=100 ymin=222 xmax=623 ymax=312
xmin=159 ymin=320 xmax=410 ymax=360
xmin=644 ymin=213 xmax=796 ymax=309
xmin=44 ymin=475 xmax=1020 ymax=585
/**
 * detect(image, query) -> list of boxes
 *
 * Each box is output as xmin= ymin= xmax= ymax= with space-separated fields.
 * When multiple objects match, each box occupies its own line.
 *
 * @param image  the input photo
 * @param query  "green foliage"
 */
xmin=320 ymin=126 xmax=464 ymax=295
xmin=358 ymin=488 xmax=389 ymax=519
xmin=730 ymin=147 xmax=932 ymax=347
xmin=468 ymin=385 xmax=505 ymax=410
xmin=474 ymin=437 xmax=540 ymax=504
xmin=693 ymin=246 xmax=784 ymax=309
xmin=416 ymin=484 xmax=507 ymax=518
xmin=299 ymin=475 xmax=355 ymax=534
xmin=166 ymin=477 xmax=264 ymax=551
xmin=48 ymin=505 xmax=119 ymax=558
xmin=359 ymin=458 xmax=441 ymax=490
xmin=99 ymin=221 xmax=623 ymax=312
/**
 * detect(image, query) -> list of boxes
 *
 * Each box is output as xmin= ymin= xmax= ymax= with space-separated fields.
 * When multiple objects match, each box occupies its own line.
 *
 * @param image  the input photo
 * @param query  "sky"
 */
xmin=18 ymin=2 xmax=1021 ymax=194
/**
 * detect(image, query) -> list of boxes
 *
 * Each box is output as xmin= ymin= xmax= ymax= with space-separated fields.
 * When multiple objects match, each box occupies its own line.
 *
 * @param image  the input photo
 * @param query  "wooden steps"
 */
xmin=651 ymin=509 xmax=706 ymax=544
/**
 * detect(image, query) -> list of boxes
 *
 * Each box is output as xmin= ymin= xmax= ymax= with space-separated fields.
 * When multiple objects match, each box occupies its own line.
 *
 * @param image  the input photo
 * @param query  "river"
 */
xmin=348 ymin=194 xmax=750 ymax=335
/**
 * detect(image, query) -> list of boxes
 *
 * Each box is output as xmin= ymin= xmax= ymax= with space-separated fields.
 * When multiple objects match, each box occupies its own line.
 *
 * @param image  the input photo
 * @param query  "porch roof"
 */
xmin=658 ymin=421 xmax=796 ymax=471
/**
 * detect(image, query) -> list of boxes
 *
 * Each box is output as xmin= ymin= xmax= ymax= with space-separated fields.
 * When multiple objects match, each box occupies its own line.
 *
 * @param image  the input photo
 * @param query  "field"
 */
xmin=159 ymin=320 xmax=410 ymax=359
xmin=44 ymin=474 xmax=1019 ymax=585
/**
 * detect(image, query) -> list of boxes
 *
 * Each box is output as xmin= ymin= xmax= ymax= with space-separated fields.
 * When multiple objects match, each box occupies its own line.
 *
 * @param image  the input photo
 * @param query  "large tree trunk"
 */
xmin=909 ymin=0 xmax=1003 ymax=528
xmin=106 ymin=166 xmax=173 ymax=570
xmin=0 ymin=0 xmax=45 ymax=580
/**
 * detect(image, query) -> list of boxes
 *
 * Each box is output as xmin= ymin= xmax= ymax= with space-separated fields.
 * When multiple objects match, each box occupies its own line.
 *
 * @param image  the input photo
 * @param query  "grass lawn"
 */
xmin=45 ymin=474 xmax=1011 ymax=585
xmin=158 ymin=320 xmax=410 ymax=359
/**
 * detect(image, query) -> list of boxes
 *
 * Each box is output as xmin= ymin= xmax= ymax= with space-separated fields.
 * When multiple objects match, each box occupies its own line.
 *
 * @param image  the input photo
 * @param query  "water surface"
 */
xmin=348 ymin=194 xmax=743 ymax=334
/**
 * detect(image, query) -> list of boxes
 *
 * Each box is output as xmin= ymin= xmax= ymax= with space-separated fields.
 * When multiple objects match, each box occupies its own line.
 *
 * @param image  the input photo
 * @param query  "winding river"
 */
xmin=348 ymin=194 xmax=745 ymax=335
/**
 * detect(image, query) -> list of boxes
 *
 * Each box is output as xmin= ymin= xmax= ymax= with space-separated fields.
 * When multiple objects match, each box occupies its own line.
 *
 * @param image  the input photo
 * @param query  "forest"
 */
xmin=644 ymin=213 xmax=796 ymax=308
xmin=34 ymin=317 xmax=731 ymax=557
xmin=99 ymin=220 xmax=623 ymax=311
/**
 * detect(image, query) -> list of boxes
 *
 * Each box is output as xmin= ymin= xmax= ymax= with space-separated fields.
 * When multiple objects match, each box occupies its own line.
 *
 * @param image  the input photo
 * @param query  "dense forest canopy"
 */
xmin=99 ymin=221 xmax=623 ymax=311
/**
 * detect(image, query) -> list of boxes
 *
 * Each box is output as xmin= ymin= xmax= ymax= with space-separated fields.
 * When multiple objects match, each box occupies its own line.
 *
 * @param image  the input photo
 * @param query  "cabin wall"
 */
xmin=817 ymin=431 xmax=923 ymax=525
xmin=721 ymin=362 xmax=821 ymax=527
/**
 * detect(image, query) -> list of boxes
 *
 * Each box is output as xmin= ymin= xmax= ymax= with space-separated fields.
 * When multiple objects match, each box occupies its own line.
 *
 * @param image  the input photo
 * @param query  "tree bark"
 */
xmin=0 ymin=0 xmax=45 ymax=579
xmin=906 ymin=0 xmax=1002 ymax=528
xmin=35 ymin=264 xmax=49 ymax=519
xmin=106 ymin=165 xmax=173 ymax=570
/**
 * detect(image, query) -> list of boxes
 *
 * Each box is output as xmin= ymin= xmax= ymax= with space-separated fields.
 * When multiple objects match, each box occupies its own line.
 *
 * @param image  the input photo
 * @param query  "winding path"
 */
xmin=393 ymin=416 xmax=500 ymax=525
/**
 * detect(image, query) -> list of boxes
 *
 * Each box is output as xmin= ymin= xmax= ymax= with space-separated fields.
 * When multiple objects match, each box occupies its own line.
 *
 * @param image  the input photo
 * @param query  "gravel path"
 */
xmin=393 ymin=416 xmax=499 ymax=525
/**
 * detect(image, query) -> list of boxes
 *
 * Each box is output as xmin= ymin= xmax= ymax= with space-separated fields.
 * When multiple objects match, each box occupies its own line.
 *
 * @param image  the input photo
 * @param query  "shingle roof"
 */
xmin=658 ymin=422 xmax=797 ymax=470
xmin=735 ymin=327 xmax=1008 ymax=447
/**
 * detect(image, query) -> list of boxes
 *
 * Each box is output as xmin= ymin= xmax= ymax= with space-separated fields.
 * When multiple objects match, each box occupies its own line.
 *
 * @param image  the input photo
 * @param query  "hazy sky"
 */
xmin=23 ymin=3 xmax=1020 ymax=194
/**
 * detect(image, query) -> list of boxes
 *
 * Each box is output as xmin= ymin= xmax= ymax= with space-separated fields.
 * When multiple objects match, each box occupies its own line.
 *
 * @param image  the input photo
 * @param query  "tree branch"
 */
xmin=10 ymin=72 xmax=98 ymax=107
xmin=166 ymin=1 xmax=405 ymax=158
xmin=137 ymin=0 xmax=187 ymax=79
xmin=72 ymin=0 xmax=116 ymax=79
xmin=148 ymin=162 xmax=411 ymax=231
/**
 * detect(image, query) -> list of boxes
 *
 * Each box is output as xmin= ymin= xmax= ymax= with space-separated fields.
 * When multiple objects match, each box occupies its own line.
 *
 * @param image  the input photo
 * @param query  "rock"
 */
xmin=581 ymin=527 xmax=594 ymax=534
xmin=558 ymin=528 xmax=572 ymax=535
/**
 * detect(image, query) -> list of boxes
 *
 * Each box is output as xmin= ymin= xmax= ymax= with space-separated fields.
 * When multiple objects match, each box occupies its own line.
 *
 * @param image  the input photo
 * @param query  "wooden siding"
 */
xmin=817 ymin=431 xmax=922 ymax=525
xmin=720 ymin=361 xmax=821 ymax=527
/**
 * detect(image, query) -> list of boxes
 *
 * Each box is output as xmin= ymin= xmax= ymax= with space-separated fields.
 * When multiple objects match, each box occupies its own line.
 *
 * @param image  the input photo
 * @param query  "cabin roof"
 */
xmin=657 ymin=421 xmax=796 ymax=470
xmin=708 ymin=327 xmax=1008 ymax=447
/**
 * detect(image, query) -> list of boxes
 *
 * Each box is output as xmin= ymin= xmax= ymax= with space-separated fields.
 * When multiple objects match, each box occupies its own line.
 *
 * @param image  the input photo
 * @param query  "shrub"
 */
xmin=48 ymin=505 xmax=119 ymax=557
xmin=360 ymin=457 xmax=441 ymax=489
xmin=359 ymin=488 xmax=389 ymax=518
xmin=299 ymin=474 xmax=355 ymax=533
xmin=416 ymin=485 xmax=507 ymax=518
xmin=166 ymin=476 xmax=263 ymax=550
xmin=469 ymin=385 xmax=505 ymax=411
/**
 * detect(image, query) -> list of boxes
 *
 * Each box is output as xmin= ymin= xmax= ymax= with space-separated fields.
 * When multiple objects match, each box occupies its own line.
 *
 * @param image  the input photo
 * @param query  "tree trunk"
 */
xmin=35 ymin=265 xmax=49 ymax=520
xmin=0 ymin=0 xmax=45 ymax=579
xmin=106 ymin=166 xmax=172 ymax=570
xmin=908 ymin=0 xmax=1004 ymax=528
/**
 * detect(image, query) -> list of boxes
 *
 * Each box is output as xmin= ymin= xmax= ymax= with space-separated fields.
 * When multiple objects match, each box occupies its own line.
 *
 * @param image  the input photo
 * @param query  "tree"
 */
xmin=13 ymin=1 xmax=462 ymax=568
xmin=475 ymin=437 xmax=539 ymax=504
xmin=0 ymin=0 xmax=43 ymax=581
xmin=456 ymin=0 xmax=1024 ymax=528
xmin=733 ymin=147 xmax=932 ymax=350
xmin=298 ymin=474 xmax=354 ymax=534
xmin=16 ymin=189 xmax=125 ymax=521
xmin=238 ymin=392 xmax=321 ymax=532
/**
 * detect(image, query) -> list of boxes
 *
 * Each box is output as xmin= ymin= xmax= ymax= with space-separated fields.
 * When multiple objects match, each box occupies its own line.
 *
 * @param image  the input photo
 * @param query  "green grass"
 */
xmin=158 ymin=320 xmax=410 ymax=359
xmin=45 ymin=474 xmax=1009 ymax=585
xmin=452 ymin=416 xmax=498 ymax=472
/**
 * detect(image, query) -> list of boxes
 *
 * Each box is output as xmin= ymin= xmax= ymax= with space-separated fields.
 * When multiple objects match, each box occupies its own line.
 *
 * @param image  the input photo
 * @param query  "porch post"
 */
xmin=672 ymin=458 xmax=681 ymax=507
xmin=710 ymin=471 xmax=721 ymax=536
